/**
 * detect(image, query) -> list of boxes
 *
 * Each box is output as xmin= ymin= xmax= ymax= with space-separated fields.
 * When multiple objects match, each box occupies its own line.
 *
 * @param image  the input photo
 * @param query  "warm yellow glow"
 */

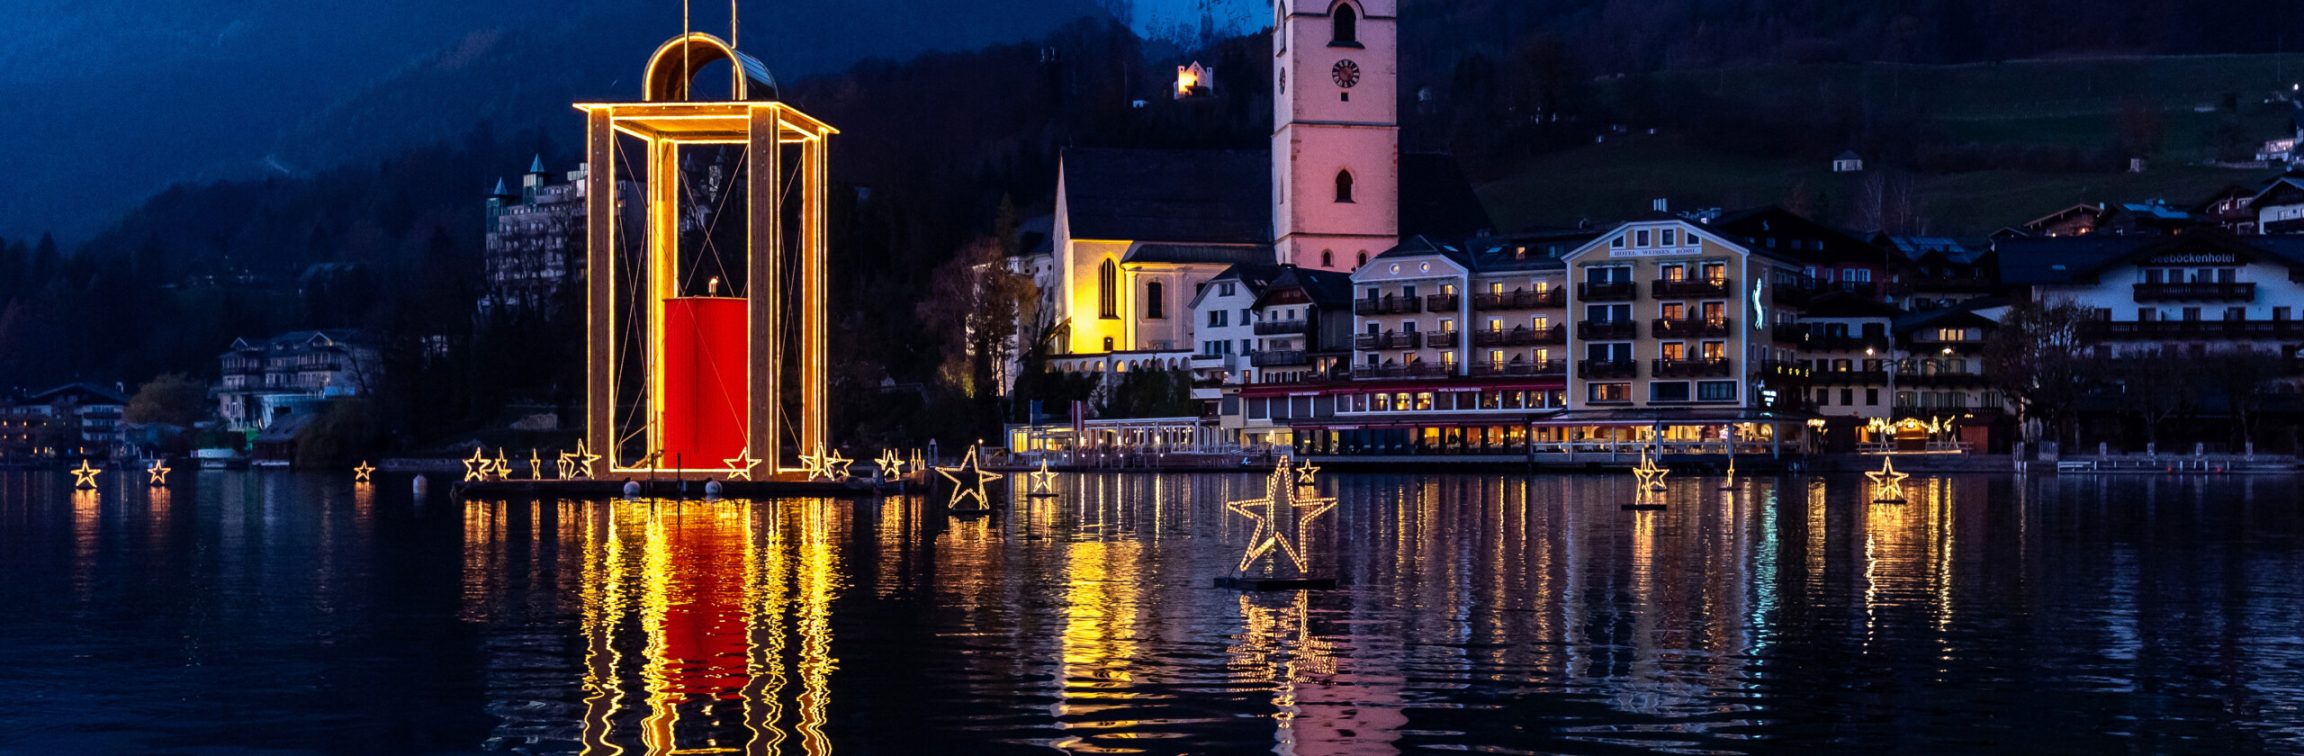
xmin=875 ymin=449 xmax=905 ymax=479
xmin=69 ymin=460 xmax=100 ymax=489
xmin=352 ymin=460 xmax=376 ymax=484
xmin=527 ymin=449 xmax=543 ymax=480
xmin=1867 ymin=457 xmax=1910 ymax=502
xmin=934 ymin=445 xmax=1003 ymax=510
xmin=1293 ymin=459 xmax=1321 ymax=487
xmin=1027 ymin=458 xmax=1058 ymax=493
xmin=1226 ymin=458 xmax=1337 ymax=574
xmin=724 ymin=447 xmax=762 ymax=480
xmin=463 ymin=447 xmax=490 ymax=483
xmin=492 ymin=448 xmax=513 ymax=481
xmin=145 ymin=459 xmax=170 ymax=487
xmin=1175 ymin=63 xmax=1204 ymax=97
xmin=559 ymin=440 xmax=602 ymax=480
xmin=1632 ymin=449 xmax=1668 ymax=492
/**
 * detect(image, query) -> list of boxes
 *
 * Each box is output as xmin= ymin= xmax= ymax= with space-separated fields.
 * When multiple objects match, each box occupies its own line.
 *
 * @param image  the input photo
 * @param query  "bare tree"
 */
xmin=1983 ymin=299 xmax=2095 ymax=449
xmin=2106 ymin=348 xmax=2191 ymax=451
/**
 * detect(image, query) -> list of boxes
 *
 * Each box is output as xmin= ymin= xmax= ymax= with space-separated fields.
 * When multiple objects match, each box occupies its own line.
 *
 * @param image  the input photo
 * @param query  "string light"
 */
xmin=1226 ymin=457 xmax=1336 ymax=574
xmin=1293 ymin=459 xmax=1321 ymax=487
xmin=875 ymin=449 xmax=906 ymax=479
xmin=1026 ymin=458 xmax=1058 ymax=494
xmin=463 ymin=447 xmax=490 ymax=482
xmin=353 ymin=460 xmax=376 ymax=484
xmin=724 ymin=446 xmax=761 ymax=480
xmin=492 ymin=448 xmax=513 ymax=481
xmin=935 ymin=444 xmax=1003 ymax=510
xmin=560 ymin=439 xmax=601 ymax=480
xmin=528 ymin=449 xmax=544 ymax=480
xmin=145 ymin=459 xmax=171 ymax=487
xmin=70 ymin=460 xmax=100 ymax=489
xmin=1867 ymin=457 xmax=1909 ymax=503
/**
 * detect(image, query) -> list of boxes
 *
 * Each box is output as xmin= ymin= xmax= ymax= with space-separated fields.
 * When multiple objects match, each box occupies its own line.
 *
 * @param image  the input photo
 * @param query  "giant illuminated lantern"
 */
xmin=577 ymin=33 xmax=836 ymax=475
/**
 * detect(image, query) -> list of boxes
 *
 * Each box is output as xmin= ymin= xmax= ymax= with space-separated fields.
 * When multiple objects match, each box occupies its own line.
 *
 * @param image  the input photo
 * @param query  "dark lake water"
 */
xmin=3 ymin=469 xmax=2303 ymax=754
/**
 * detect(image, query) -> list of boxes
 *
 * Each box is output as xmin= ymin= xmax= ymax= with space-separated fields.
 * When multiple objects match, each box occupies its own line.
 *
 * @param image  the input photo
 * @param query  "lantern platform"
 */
xmin=1621 ymin=503 xmax=1668 ymax=511
xmin=452 ymin=473 xmax=919 ymax=500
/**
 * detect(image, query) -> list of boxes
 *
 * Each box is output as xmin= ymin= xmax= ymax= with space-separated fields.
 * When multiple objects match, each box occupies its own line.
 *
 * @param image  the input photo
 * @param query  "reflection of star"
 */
xmin=723 ymin=447 xmax=760 ymax=480
xmin=1632 ymin=450 xmax=1668 ymax=492
xmin=1867 ymin=457 xmax=1909 ymax=500
xmin=70 ymin=460 xmax=100 ymax=489
xmin=876 ymin=449 xmax=906 ymax=478
xmin=463 ymin=447 xmax=489 ymax=482
xmin=1293 ymin=459 xmax=1321 ymax=487
xmin=935 ymin=445 xmax=1003 ymax=510
xmin=146 ymin=459 xmax=171 ymax=487
xmin=353 ymin=460 xmax=376 ymax=484
xmin=1027 ymin=458 xmax=1058 ymax=493
xmin=1226 ymin=458 xmax=1337 ymax=574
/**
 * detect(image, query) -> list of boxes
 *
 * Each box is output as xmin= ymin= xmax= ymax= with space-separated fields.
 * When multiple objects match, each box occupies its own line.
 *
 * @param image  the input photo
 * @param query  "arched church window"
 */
xmin=1356 ymin=251 xmax=1369 ymax=267
xmin=1321 ymin=250 xmax=1335 ymax=267
xmin=1335 ymin=170 xmax=1355 ymax=203
xmin=1332 ymin=3 xmax=1358 ymax=45
xmin=1098 ymin=259 xmax=1119 ymax=319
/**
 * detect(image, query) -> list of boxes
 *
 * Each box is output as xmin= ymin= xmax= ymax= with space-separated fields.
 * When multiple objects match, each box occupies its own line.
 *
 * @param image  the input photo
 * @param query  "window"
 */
xmin=1844 ymin=268 xmax=1872 ymax=283
xmin=1702 ymin=262 xmax=1727 ymax=283
xmin=1590 ymin=383 xmax=1632 ymax=403
xmin=1840 ymin=388 xmax=1855 ymax=405
xmin=1936 ymin=327 xmax=1967 ymax=341
xmin=1635 ymin=229 xmax=1652 ymax=247
xmin=1207 ymin=310 xmax=1227 ymax=327
xmin=1660 ymin=342 xmax=1686 ymax=360
xmin=1660 ymin=264 xmax=1686 ymax=282
xmin=2225 ymin=307 xmax=2245 ymax=321
xmin=1321 ymin=250 xmax=1334 ymax=267
xmin=1651 ymin=382 xmax=1691 ymax=402
xmin=1661 ymin=229 xmax=1677 ymax=247
xmin=2278 ymin=307 xmax=2292 ymax=321
xmin=1866 ymin=388 xmax=1880 ymax=405
xmin=1102 ymin=336 xmax=1115 ymax=351
xmin=1144 ymin=282 xmax=1165 ymax=319
xmin=1357 ymin=251 xmax=1368 ymax=267
xmin=1331 ymin=2 xmax=1358 ymax=44
xmin=1097 ymin=259 xmax=1118 ymax=319
xmin=1698 ymin=381 xmax=1737 ymax=401
xmin=1220 ymin=281 xmax=1236 ymax=297
xmin=1335 ymin=170 xmax=1355 ymax=203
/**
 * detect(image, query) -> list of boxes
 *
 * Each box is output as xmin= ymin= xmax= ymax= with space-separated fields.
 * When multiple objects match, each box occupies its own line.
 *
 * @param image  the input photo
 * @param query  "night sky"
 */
xmin=0 ymin=0 xmax=1257 ymax=244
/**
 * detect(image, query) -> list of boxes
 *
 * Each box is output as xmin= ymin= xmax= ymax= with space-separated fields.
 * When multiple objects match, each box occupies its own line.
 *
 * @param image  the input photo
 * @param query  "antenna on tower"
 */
xmin=682 ymin=0 xmax=692 ymax=101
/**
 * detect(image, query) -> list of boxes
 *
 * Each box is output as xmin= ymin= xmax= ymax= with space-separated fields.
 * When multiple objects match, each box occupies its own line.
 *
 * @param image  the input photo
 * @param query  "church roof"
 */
xmin=1124 ymin=243 xmax=1273 ymax=266
xmin=1061 ymin=148 xmax=1270 ymax=244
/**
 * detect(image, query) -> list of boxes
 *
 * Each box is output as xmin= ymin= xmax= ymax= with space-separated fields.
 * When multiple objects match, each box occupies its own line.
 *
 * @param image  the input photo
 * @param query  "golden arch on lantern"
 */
xmin=577 ymin=32 xmax=837 ymax=476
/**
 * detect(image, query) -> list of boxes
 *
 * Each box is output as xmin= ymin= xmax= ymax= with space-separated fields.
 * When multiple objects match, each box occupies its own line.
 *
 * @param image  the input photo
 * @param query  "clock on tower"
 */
xmin=1272 ymin=0 xmax=1399 ymax=273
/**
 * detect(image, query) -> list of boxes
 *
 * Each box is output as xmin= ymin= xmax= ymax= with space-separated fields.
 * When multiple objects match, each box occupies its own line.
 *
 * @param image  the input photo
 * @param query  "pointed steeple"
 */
xmin=529 ymin=154 xmax=546 ymax=174
xmin=491 ymin=177 xmax=510 ymax=197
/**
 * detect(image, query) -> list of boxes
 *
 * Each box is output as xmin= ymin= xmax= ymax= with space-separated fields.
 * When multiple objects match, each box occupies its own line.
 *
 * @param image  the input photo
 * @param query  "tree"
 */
xmin=2103 ymin=349 xmax=2191 ymax=451
xmin=2207 ymin=348 xmax=2285 ymax=452
xmin=125 ymin=373 xmax=211 ymax=427
xmin=915 ymin=236 xmax=1038 ymax=400
xmin=1983 ymin=299 xmax=2095 ymax=449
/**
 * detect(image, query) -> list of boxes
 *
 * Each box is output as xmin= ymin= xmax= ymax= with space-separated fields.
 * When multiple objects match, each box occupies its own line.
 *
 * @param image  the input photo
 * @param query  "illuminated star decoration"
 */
xmin=1226 ymin=457 xmax=1337 ymax=575
xmin=491 ymin=448 xmax=513 ymax=480
xmin=908 ymin=448 xmax=925 ymax=474
xmin=559 ymin=439 xmax=600 ymax=480
xmin=798 ymin=444 xmax=832 ymax=481
xmin=1721 ymin=458 xmax=1736 ymax=490
xmin=353 ymin=460 xmax=376 ymax=484
xmin=823 ymin=448 xmax=853 ymax=481
xmin=935 ymin=444 xmax=1003 ymax=511
xmin=1632 ymin=449 xmax=1669 ymax=492
xmin=528 ymin=449 xmax=543 ymax=480
xmin=70 ymin=460 xmax=100 ymax=489
xmin=876 ymin=449 xmax=906 ymax=479
xmin=463 ymin=447 xmax=490 ymax=482
xmin=723 ymin=446 xmax=761 ymax=481
xmin=1293 ymin=458 xmax=1321 ymax=488
xmin=1026 ymin=458 xmax=1058 ymax=494
xmin=1867 ymin=457 xmax=1910 ymax=502
xmin=146 ymin=459 xmax=171 ymax=487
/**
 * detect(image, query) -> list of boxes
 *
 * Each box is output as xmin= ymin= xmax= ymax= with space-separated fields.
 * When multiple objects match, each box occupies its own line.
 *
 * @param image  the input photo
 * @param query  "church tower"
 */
xmin=1273 ymin=0 xmax=1399 ymax=273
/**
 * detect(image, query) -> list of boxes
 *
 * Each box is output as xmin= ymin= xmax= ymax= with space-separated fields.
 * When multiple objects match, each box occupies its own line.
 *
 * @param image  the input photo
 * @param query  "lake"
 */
xmin=2 ymin=470 xmax=2301 ymax=753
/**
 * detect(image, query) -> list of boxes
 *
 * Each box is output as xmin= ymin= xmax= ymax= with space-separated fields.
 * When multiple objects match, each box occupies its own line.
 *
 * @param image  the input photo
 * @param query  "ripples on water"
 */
xmin=2 ymin=471 xmax=2302 ymax=753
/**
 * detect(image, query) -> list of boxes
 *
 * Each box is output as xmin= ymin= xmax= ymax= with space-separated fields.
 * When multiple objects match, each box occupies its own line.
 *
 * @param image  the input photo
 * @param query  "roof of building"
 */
xmin=1260 ymin=265 xmax=1354 ymax=308
xmin=1060 ymin=148 xmax=1270 ymax=244
xmin=1996 ymin=233 xmax=2304 ymax=285
xmin=1188 ymin=263 xmax=1283 ymax=310
xmin=1122 ymin=243 xmax=1273 ymax=266
xmin=1893 ymin=299 xmax=2005 ymax=334
xmin=1880 ymin=235 xmax=1987 ymax=264
xmin=27 ymin=382 xmax=129 ymax=406
xmin=1835 ymin=150 xmax=1862 ymax=161
xmin=1713 ymin=206 xmax=1880 ymax=265
xmin=1799 ymin=291 xmax=1903 ymax=319
xmin=1368 ymin=235 xmax=1473 ymax=269
xmin=1399 ymin=153 xmax=1495 ymax=241
xmin=1466 ymin=229 xmax=1593 ymax=272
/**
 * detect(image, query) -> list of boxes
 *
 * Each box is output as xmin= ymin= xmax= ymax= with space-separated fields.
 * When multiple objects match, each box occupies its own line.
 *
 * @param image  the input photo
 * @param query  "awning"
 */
xmin=1528 ymin=407 xmax=1822 ymax=426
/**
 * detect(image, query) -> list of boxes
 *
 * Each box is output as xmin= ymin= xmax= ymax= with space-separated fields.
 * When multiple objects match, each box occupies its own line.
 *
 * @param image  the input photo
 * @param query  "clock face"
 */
xmin=1331 ymin=59 xmax=1360 ymax=89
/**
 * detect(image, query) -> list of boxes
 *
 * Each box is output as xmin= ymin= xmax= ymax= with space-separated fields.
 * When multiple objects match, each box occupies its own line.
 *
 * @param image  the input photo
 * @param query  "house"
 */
xmin=215 ymin=330 xmax=381 ymax=432
xmin=0 ymin=383 xmax=130 ymax=464
xmin=2248 ymin=176 xmax=2304 ymax=234
xmin=1832 ymin=151 xmax=1864 ymax=173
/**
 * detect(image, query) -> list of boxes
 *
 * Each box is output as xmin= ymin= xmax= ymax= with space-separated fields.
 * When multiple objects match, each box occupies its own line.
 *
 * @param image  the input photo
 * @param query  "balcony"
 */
xmin=1250 ymin=350 xmax=1311 ymax=368
xmin=1901 ymin=370 xmax=1991 ymax=387
xmin=1794 ymin=332 xmax=1893 ymax=352
xmin=1809 ymin=369 xmax=1889 ymax=385
xmin=1652 ymin=358 xmax=1733 ymax=378
xmin=1471 ymin=325 xmax=1567 ymax=347
xmin=1424 ymin=293 xmax=1461 ymax=312
xmin=1578 ymin=320 xmax=1638 ymax=340
xmin=1579 ymin=281 xmax=1639 ymax=302
xmin=1652 ymin=317 xmax=1732 ymax=338
xmin=1471 ymin=288 xmax=1565 ymax=311
xmin=1651 ymin=277 xmax=1732 ymax=299
xmin=1353 ymin=295 xmax=1422 ymax=315
xmin=2132 ymin=282 xmax=2257 ymax=302
xmin=1579 ymin=359 xmax=1639 ymax=380
xmin=1353 ymin=332 xmax=1419 ymax=350
xmin=2082 ymin=319 xmax=2304 ymax=340
xmin=1425 ymin=331 xmax=1461 ymax=349
xmin=1252 ymin=318 xmax=1310 ymax=335
xmin=1469 ymin=361 xmax=1566 ymax=378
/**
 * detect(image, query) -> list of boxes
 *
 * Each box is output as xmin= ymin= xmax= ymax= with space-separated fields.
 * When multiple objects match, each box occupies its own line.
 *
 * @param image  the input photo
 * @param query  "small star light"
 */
xmin=1027 ymin=458 xmax=1058 ymax=493
xmin=1867 ymin=457 xmax=1910 ymax=502
xmin=353 ymin=460 xmax=376 ymax=484
xmin=527 ymin=449 xmax=543 ymax=480
xmin=69 ymin=460 xmax=100 ymax=489
xmin=935 ymin=444 xmax=1003 ymax=510
xmin=798 ymin=444 xmax=832 ymax=481
xmin=462 ymin=447 xmax=490 ymax=482
xmin=145 ymin=459 xmax=171 ymax=487
xmin=824 ymin=448 xmax=854 ymax=481
xmin=1227 ymin=457 xmax=1337 ymax=575
xmin=558 ymin=439 xmax=600 ymax=480
xmin=723 ymin=447 xmax=761 ymax=481
xmin=1293 ymin=458 xmax=1321 ymax=487
xmin=875 ymin=449 xmax=906 ymax=479
xmin=909 ymin=448 xmax=925 ymax=472
xmin=491 ymin=448 xmax=513 ymax=480
xmin=1631 ymin=450 xmax=1669 ymax=493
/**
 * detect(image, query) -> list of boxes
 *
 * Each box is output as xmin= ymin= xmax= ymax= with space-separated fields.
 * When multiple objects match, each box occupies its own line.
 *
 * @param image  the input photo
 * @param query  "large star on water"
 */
xmin=1632 ymin=449 xmax=1669 ymax=492
xmin=1867 ymin=457 xmax=1909 ymax=501
xmin=558 ymin=439 xmax=601 ymax=480
xmin=1226 ymin=458 xmax=1337 ymax=574
xmin=70 ymin=460 xmax=101 ymax=489
xmin=1027 ymin=458 xmax=1058 ymax=493
xmin=935 ymin=445 xmax=1003 ymax=510
xmin=462 ymin=447 xmax=490 ymax=482
xmin=723 ymin=447 xmax=761 ymax=481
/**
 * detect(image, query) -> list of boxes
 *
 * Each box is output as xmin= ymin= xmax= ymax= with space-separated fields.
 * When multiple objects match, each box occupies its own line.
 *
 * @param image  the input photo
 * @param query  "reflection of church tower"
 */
xmin=1273 ymin=0 xmax=1399 ymax=273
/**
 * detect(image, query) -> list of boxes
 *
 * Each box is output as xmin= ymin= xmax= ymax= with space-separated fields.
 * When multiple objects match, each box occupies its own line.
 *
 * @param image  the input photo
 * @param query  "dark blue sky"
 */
xmin=0 ymin=0 xmax=1256 ymax=244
